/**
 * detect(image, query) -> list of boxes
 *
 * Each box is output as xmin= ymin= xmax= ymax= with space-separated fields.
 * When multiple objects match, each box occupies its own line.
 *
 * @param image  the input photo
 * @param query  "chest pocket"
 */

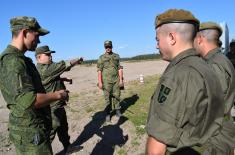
xmin=103 ymin=57 xmax=111 ymax=69
xmin=110 ymin=55 xmax=119 ymax=68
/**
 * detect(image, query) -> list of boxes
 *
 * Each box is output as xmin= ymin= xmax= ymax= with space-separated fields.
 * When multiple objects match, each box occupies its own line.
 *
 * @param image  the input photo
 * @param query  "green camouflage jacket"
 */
xmin=97 ymin=52 xmax=123 ymax=83
xmin=36 ymin=61 xmax=72 ymax=107
xmin=0 ymin=45 xmax=51 ymax=131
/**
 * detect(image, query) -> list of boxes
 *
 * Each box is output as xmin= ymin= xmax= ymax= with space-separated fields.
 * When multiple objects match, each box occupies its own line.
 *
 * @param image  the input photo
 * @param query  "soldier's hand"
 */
xmin=70 ymin=57 xmax=84 ymax=65
xmin=119 ymin=81 xmax=124 ymax=90
xmin=57 ymin=90 xmax=69 ymax=101
xmin=98 ymin=82 xmax=103 ymax=89
xmin=78 ymin=57 xmax=84 ymax=64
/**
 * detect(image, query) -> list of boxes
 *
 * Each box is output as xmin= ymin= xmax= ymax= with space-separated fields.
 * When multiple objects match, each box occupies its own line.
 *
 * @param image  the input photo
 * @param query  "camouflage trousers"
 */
xmin=9 ymin=126 xmax=52 ymax=155
xmin=15 ymin=140 xmax=52 ymax=155
xmin=103 ymin=81 xmax=121 ymax=114
xmin=50 ymin=106 xmax=70 ymax=149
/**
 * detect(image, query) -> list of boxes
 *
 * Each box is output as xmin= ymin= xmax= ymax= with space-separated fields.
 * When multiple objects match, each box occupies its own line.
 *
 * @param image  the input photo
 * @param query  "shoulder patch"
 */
xmin=158 ymin=84 xmax=171 ymax=104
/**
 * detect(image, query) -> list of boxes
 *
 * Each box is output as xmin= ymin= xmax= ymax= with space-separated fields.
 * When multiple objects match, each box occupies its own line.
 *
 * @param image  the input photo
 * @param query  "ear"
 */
xmin=197 ymin=35 xmax=203 ymax=45
xmin=36 ymin=55 xmax=41 ymax=60
xmin=22 ymin=29 xmax=28 ymax=38
xmin=168 ymin=32 xmax=176 ymax=45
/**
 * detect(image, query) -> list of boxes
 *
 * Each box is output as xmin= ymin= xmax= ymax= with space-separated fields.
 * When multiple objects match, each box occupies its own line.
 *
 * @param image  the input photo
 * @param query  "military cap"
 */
xmin=155 ymin=9 xmax=199 ymax=29
xmin=10 ymin=16 xmax=49 ymax=36
xmin=104 ymin=40 xmax=113 ymax=47
xmin=230 ymin=39 xmax=235 ymax=47
xmin=199 ymin=22 xmax=223 ymax=37
xmin=35 ymin=45 xmax=55 ymax=56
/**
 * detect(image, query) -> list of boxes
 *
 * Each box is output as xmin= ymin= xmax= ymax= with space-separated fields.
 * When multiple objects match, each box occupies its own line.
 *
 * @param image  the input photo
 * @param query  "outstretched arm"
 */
xmin=70 ymin=57 xmax=84 ymax=66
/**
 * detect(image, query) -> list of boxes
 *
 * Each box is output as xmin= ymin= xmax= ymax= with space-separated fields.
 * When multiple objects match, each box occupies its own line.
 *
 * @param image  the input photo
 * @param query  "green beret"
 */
xmin=155 ymin=9 xmax=199 ymax=29
xmin=104 ymin=40 xmax=113 ymax=47
xmin=199 ymin=22 xmax=223 ymax=36
xmin=10 ymin=16 xmax=49 ymax=36
xmin=35 ymin=45 xmax=55 ymax=56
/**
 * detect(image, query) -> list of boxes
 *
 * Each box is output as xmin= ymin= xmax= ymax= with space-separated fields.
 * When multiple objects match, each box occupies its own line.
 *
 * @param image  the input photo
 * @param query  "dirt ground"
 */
xmin=0 ymin=60 xmax=168 ymax=155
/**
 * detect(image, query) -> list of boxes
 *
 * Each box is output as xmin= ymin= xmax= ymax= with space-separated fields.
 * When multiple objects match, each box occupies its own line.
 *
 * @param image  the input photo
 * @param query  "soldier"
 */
xmin=226 ymin=39 xmax=235 ymax=68
xmin=97 ymin=40 xmax=124 ymax=122
xmin=35 ymin=45 xmax=83 ymax=153
xmin=146 ymin=9 xmax=224 ymax=155
xmin=194 ymin=22 xmax=235 ymax=155
xmin=0 ymin=16 xmax=68 ymax=155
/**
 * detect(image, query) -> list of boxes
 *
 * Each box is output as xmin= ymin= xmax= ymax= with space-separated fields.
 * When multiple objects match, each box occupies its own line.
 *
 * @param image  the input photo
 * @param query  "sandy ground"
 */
xmin=0 ymin=60 xmax=168 ymax=155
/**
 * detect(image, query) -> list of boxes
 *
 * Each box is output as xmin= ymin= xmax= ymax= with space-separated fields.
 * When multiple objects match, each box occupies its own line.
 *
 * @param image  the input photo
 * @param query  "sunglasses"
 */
xmin=105 ymin=46 xmax=112 ymax=49
xmin=44 ymin=53 xmax=51 ymax=56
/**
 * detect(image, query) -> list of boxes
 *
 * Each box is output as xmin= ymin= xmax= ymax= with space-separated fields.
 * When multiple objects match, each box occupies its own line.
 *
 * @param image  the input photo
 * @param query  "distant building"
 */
xmin=219 ymin=22 xmax=229 ymax=55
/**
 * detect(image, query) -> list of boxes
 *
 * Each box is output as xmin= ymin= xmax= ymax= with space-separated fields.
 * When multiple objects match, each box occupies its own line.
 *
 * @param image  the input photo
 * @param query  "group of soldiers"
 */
xmin=146 ymin=9 xmax=235 ymax=155
xmin=0 ymin=15 xmax=124 ymax=155
xmin=1 ymin=8 xmax=235 ymax=155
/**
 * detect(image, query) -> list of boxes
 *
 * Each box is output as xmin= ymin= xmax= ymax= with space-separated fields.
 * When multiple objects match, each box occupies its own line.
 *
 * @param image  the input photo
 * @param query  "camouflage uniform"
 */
xmin=36 ymin=46 xmax=73 ymax=150
xmin=97 ymin=49 xmax=123 ymax=115
xmin=0 ymin=45 xmax=52 ymax=155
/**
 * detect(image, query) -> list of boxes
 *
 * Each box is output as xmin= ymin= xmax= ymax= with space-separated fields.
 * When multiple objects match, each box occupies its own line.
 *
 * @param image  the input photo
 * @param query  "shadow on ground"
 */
xmin=57 ymin=94 xmax=139 ymax=155
xmin=90 ymin=116 xmax=129 ymax=155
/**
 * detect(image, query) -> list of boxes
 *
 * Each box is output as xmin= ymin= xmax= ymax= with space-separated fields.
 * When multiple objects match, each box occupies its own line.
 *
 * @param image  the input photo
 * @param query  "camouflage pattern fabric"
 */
xmin=36 ymin=61 xmax=71 ymax=148
xmin=97 ymin=52 xmax=122 ymax=83
xmin=10 ymin=16 xmax=49 ymax=35
xmin=146 ymin=49 xmax=224 ymax=153
xmin=0 ymin=45 xmax=52 ymax=155
xmin=36 ymin=60 xmax=71 ymax=107
xmin=97 ymin=52 xmax=123 ymax=112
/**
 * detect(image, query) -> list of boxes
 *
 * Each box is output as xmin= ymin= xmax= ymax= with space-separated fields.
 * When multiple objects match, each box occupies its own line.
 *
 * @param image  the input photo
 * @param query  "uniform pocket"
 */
xmin=9 ymin=127 xmax=47 ymax=146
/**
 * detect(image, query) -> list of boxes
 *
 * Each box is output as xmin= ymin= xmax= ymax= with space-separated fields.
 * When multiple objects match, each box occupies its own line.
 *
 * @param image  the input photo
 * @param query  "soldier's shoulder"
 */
xmin=112 ymin=52 xmax=120 ymax=56
xmin=98 ymin=54 xmax=107 ymax=60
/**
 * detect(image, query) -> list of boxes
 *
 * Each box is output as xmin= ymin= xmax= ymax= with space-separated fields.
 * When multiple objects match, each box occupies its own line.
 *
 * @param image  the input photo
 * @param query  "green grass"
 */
xmin=67 ymin=74 xmax=160 ymax=133
xmin=117 ymin=149 xmax=128 ymax=155
xmin=121 ymin=75 xmax=160 ymax=135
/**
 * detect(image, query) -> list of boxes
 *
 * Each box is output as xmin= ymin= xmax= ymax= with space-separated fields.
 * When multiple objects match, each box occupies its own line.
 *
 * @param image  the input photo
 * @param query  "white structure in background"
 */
xmin=139 ymin=74 xmax=144 ymax=83
xmin=219 ymin=22 xmax=229 ymax=55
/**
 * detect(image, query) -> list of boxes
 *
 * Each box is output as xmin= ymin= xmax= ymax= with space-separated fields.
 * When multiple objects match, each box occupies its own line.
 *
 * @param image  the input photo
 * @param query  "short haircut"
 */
xmin=160 ymin=23 xmax=197 ymax=42
xmin=198 ymin=29 xmax=221 ymax=46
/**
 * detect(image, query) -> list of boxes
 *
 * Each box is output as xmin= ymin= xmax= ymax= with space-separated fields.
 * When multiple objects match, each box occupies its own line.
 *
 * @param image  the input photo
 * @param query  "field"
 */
xmin=0 ymin=60 xmax=168 ymax=155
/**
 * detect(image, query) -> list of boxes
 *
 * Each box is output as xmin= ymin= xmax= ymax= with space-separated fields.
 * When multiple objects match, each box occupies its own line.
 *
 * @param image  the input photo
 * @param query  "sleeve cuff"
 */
xmin=146 ymin=113 xmax=183 ymax=147
xmin=119 ymin=66 xmax=123 ymax=69
xmin=15 ymin=91 xmax=36 ymax=110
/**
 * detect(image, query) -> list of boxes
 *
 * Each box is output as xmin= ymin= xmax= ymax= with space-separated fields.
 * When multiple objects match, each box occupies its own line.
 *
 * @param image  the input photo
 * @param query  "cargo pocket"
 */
xmin=10 ymin=127 xmax=46 ymax=147
xmin=9 ymin=130 xmax=22 ymax=144
xmin=23 ymin=129 xmax=46 ymax=146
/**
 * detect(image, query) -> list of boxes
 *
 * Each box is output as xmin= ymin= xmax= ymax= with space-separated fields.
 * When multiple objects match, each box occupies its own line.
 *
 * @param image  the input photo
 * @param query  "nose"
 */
xmin=156 ymin=43 xmax=159 ymax=49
